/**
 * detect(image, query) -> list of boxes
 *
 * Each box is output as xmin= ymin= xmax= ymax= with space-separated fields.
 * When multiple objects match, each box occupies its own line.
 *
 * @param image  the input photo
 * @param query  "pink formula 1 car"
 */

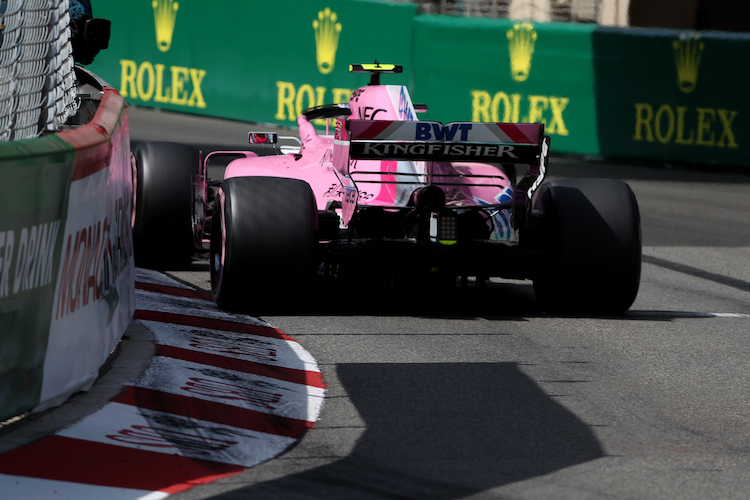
xmin=133 ymin=63 xmax=641 ymax=315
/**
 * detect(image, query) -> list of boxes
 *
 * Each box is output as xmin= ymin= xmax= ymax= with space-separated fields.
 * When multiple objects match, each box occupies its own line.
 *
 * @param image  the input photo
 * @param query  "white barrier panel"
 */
xmin=35 ymin=94 xmax=135 ymax=413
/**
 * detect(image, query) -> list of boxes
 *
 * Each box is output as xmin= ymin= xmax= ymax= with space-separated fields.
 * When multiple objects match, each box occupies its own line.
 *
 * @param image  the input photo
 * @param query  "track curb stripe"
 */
xmin=133 ymin=309 xmax=296 ymax=341
xmin=154 ymin=344 xmax=326 ymax=388
xmin=112 ymin=386 xmax=315 ymax=437
xmin=135 ymin=281 xmax=214 ymax=301
xmin=0 ymin=435 xmax=244 ymax=493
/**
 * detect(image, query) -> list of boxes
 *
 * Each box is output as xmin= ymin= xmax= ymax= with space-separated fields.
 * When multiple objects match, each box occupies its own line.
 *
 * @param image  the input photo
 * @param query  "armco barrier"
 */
xmin=0 ymin=89 xmax=135 ymax=421
xmin=86 ymin=0 xmax=747 ymax=168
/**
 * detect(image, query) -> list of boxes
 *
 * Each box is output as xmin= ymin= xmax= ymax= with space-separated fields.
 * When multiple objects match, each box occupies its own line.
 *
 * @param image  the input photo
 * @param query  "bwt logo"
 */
xmin=414 ymin=123 xmax=473 ymax=141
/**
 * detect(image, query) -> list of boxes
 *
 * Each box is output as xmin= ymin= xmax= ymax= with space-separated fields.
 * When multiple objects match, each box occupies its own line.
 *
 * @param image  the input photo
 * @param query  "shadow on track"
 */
xmin=206 ymin=362 xmax=604 ymax=499
xmin=166 ymin=261 xmax=541 ymax=320
xmin=234 ymin=278 xmax=541 ymax=321
xmin=167 ymin=265 xmax=730 ymax=323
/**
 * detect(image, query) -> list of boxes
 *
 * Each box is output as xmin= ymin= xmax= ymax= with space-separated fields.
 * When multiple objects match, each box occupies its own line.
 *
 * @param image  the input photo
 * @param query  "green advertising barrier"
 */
xmin=87 ymin=0 xmax=749 ymax=168
xmin=0 ymin=136 xmax=74 ymax=422
xmin=593 ymin=27 xmax=750 ymax=167
xmin=87 ymin=0 xmax=417 ymax=128
xmin=412 ymin=16 xmax=599 ymax=155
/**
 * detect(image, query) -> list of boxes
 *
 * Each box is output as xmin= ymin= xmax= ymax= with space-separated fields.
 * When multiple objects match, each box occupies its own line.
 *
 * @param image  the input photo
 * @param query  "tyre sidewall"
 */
xmin=133 ymin=141 xmax=199 ymax=269
xmin=211 ymin=176 xmax=317 ymax=311
xmin=534 ymin=178 xmax=642 ymax=315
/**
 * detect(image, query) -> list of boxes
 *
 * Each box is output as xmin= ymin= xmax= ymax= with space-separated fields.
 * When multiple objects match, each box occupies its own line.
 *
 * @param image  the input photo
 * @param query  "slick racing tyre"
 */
xmin=132 ymin=141 xmax=198 ymax=269
xmin=210 ymin=176 xmax=317 ymax=312
xmin=532 ymin=178 xmax=641 ymax=315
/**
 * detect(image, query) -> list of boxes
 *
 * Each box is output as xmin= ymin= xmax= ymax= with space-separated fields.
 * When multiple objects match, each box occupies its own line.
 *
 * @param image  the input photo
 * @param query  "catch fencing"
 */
xmin=0 ymin=0 xmax=78 ymax=141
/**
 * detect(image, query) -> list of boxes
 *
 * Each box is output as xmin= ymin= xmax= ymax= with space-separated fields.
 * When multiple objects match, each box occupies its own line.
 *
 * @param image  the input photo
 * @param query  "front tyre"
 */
xmin=533 ymin=178 xmax=641 ymax=315
xmin=210 ymin=177 xmax=317 ymax=312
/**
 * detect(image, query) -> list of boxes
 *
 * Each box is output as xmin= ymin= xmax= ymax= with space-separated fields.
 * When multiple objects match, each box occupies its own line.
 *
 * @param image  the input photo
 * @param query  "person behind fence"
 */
xmin=70 ymin=0 xmax=93 ymax=20
xmin=70 ymin=0 xmax=110 ymax=65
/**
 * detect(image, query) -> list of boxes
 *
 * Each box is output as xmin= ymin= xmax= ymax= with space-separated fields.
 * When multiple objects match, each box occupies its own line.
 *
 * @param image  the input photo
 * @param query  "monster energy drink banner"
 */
xmin=0 ymin=137 xmax=74 ymax=422
xmin=412 ymin=16 xmax=599 ymax=156
xmin=593 ymin=27 xmax=750 ymax=167
xmin=87 ymin=0 xmax=417 ymax=127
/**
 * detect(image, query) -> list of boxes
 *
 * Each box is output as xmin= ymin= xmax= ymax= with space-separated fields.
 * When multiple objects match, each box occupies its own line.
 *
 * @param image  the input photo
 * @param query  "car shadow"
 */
xmin=167 ymin=266 xmax=728 ymax=323
xmin=204 ymin=362 xmax=605 ymax=499
xmin=243 ymin=277 xmax=541 ymax=320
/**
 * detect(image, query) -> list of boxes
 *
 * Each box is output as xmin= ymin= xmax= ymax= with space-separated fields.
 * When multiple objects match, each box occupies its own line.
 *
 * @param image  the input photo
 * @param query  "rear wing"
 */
xmin=332 ymin=118 xmax=550 ymax=228
xmin=334 ymin=119 xmax=545 ymax=169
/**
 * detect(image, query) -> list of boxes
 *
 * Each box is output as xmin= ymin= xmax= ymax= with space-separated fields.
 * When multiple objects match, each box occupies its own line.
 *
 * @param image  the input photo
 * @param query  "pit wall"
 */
xmin=0 ymin=89 xmax=135 ymax=422
xmin=86 ymin=0 xmax=749 ymax=168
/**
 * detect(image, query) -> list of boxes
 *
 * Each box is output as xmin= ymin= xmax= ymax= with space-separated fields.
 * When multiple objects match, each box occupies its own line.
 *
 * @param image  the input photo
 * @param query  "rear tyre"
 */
xmin=210 ymin=177 xmax=317 ymax=313
xmin=532 ymin=178 xmax=641 ymax=315
xmin=132 ymin=141 xmax=198 ymax=269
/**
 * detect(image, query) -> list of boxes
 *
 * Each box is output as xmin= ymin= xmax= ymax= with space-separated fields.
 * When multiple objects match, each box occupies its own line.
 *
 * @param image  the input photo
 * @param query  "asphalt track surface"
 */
xmin=63 ymin=108 xmax=750 ymax=498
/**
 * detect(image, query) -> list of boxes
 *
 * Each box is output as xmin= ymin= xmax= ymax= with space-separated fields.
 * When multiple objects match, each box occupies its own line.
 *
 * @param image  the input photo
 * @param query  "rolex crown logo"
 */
xmin=672 ymin=32 xmax=704 ymax=94
xmin=507 ymin=22 xmax=537 ymax=83
xmin=153 ymin=0 xmax=179 ymax=53
xmin=313 ymin=8 xmax=342 ymax=75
